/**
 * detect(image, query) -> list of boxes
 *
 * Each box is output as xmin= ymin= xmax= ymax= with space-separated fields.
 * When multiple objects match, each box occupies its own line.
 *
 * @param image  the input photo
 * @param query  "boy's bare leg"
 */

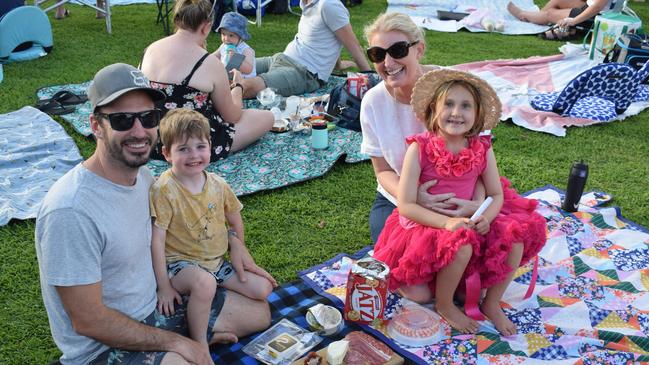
xmin=171 ymin=268 xmax=217 ymax=351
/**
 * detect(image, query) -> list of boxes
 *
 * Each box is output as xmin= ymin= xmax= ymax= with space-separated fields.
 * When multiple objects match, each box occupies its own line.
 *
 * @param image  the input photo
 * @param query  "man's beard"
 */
xmin=105 ymin=135 xmax=155 ymax=169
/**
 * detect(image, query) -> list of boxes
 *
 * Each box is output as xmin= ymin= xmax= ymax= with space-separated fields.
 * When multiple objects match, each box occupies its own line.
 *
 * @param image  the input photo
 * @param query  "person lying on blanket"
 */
xmin=507 ymin=0 xmax=613 ymax=40
xmin=150 ymin=108 xmax=278 ymax=357
xmin=141 ymin=0 xmax=273 ymax=163
xmin=240 ymin=0 xmax=372 ymax=98
xmin=360 ymin=12 xmax=485 ymax=244
xmin=372 ymin=68 xmax=547 ymax=335
xmin=35 ymin=63 xmax=272 ymax=365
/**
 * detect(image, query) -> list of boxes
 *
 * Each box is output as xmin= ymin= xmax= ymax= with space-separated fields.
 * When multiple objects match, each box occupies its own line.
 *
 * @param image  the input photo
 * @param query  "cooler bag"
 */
xmin=588 ymin=12 xmax=642 ymax=63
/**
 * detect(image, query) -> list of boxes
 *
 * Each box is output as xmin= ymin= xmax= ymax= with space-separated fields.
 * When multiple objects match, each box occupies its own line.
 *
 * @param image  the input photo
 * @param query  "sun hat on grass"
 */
xmin=411 ymin=68 xmax=502 ymax=131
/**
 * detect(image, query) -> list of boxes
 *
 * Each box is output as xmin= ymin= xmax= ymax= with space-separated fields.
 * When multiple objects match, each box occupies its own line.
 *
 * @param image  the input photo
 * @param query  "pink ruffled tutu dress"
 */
xmin=373 ymin=132 xmax=546 ymax=293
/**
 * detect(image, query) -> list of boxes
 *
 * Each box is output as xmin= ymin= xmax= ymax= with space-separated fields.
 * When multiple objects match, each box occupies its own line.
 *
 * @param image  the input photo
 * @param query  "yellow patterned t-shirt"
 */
xmin=150 ymin=170 xmax=243 ymax=272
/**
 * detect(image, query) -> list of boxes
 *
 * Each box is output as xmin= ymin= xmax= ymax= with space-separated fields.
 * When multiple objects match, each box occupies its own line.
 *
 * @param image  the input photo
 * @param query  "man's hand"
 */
xmin=444 ymin=217 xmax=471 ymax=232
xmin=229 ymin=237 xmax=278 ymax=287
xmin=417 ymin=180 xmax=455 ymax=210
xmin=156 ymin=285 xmax=182 ymax=316
xmin=169 ymin=336 xmax=215 ymax=365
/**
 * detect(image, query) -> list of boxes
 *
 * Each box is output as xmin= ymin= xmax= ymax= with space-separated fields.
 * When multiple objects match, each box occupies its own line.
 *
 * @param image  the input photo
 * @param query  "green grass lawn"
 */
xmin=1 ymin=1 xmax=648 ymax=363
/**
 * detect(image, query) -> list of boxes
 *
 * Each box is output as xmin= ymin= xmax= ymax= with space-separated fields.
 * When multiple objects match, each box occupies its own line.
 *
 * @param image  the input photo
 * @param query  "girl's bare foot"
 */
xmin=507 ymin=2 xmax=525 ymax=21
xmin=481 ymin=300 xmax=517 ymax=336
xmin=436 ymin=302 xmax=479 ymax=334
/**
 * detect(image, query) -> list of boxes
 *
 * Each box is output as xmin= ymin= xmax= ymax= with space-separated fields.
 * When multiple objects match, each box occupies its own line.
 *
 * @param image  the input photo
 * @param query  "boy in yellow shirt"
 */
xmin=150 ymin=108 xmax=277 ymax=353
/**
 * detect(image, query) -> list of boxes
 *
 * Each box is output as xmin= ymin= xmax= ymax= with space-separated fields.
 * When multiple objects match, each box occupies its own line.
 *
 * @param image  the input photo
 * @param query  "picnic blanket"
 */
xmin=454 ymin=44 xmax=649 ymax=136
xmin=210 ymin=280 xmax=364 ymax=363
xmin=387 ymin=0 xmax=549 ymax=35
xmin=299 ymin=186 xmax=649 ymax=364
xmin=0 ymin=106 xmax=82 ymax=226
xmin=36 ymin=76 xmax=369 ymax=197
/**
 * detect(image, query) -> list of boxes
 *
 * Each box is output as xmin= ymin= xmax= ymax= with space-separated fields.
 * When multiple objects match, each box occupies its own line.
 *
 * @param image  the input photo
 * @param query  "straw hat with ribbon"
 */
xmin=411 ymin=68 xmax=501 ymax=132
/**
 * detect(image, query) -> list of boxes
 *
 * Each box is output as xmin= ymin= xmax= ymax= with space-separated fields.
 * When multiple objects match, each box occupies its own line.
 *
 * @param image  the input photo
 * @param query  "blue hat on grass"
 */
xmin=216 ymin=12 xmax=250 ymax=41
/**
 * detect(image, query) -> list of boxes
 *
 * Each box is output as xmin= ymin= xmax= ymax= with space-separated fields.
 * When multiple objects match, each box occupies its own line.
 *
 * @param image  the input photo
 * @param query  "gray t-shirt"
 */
xmin=35 ymin=163 xmax=157 ymax=365
xmin=284 ymin=0 xmax=349 ymax=81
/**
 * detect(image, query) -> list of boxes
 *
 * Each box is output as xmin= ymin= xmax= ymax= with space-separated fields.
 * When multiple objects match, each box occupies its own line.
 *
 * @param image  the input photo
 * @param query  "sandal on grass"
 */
xmin=539 ymin=25 xmax=579 ymax=41
xmin=35 ymin=100 xmax=75 ymax=115
xmin=36 ymin=91 xmax=87 ymax=109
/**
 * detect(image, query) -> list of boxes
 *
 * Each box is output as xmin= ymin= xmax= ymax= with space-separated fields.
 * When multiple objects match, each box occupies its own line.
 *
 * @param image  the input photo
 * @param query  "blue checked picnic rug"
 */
xmin=210 ymin=280 xmax=363 ymax=363
xmin=299 ymin=186 xmax=649 ymax=364
xmin=36 ymin=76 xmax=370 ymax=197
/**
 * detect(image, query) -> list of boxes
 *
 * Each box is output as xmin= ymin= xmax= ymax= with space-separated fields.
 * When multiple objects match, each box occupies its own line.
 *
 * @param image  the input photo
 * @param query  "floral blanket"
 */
xmin=299 ymin=187 xmax=649 ymax=364
xmin=36 ymin=77 xmax=369 ymax=197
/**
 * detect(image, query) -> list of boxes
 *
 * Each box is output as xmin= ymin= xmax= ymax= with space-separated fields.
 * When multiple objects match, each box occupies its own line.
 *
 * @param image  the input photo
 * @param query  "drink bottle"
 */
xmin=562 ymin=161 xmax=588 ymax=212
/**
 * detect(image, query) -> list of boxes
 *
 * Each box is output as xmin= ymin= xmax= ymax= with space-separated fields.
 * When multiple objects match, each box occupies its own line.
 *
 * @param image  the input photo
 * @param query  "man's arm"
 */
xmin=56 ymin=283 xmax=214 ymax=365
xmin=334 ymin=24 xmax=371 ymax=72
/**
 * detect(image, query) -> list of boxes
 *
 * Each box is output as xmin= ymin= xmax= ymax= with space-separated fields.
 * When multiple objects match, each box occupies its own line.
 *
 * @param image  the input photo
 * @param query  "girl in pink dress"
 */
xmin=373 ymin=69 xmax=546 ymax=336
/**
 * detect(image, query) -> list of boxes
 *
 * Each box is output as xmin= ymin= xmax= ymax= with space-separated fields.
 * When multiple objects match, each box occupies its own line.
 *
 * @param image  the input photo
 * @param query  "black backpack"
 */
xmin=326 ymin=72 xmax=381 ymax=131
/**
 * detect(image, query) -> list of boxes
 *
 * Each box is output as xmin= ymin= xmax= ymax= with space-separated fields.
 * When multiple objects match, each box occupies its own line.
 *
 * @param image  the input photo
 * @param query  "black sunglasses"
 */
xmin=95 ymin=109 xmax=161 ymax=132
xmin=366 ymin=41 xmax=419 ymax=63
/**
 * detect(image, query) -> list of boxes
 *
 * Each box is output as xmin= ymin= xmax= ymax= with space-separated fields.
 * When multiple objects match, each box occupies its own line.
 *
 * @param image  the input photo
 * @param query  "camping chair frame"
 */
xmin=34 ymin=0 xmax=112 ymax=34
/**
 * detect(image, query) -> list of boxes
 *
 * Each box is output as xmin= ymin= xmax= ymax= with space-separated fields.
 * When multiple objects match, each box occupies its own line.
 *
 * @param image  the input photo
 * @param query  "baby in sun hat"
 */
xmin=373 ymin=68 xmax=547 ymax=337
xmin=214 ymin=12 xmax=256 ymax=78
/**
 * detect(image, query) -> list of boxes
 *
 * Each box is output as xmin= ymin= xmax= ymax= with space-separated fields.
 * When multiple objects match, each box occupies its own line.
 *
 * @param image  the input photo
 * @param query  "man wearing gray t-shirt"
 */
xmin=241 ymin=0 xmax=371 ymax=97
xmin=36 ymin=63 xmax=271 ymax=365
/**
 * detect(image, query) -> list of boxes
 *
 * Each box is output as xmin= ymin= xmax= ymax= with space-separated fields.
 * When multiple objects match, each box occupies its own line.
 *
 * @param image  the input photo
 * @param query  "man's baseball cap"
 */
xmin=87 ymin=63 xmax=165 ymax=111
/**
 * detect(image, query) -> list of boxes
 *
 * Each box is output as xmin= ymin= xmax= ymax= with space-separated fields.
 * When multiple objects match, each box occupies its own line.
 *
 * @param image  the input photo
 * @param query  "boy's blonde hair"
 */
xmin=159 ymin=108 xmax=211 ymax=150
xmin=364 ymin=12 xmax=425 ymax=47
xmin=427 ymin=80 xmax=485 ymax=137
xmin=173 ymin=0 xmax=213 ymax=32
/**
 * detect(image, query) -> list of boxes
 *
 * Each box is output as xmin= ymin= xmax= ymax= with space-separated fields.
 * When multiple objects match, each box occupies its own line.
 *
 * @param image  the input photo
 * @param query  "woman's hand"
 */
xmin=432 ymin=197 xmax=480 ymax=218
xmin=417 ymin=180 xmax=456 ymax=210
xmin=557 ymin=17 xmax=575 ymax=31
xmin=444 ymin=217 xmax=471 ymax=232
xmin=157 ymin=284 xmax=182 ymax=316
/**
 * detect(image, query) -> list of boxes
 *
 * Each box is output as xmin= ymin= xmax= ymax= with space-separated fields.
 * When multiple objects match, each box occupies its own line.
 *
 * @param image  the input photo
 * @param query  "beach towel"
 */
xmin=454 ymin=44 xmax=649 ymax=136
xmin=299 ymin=187 xmax=649 ymax=364
xmin=0 ymin=106 xmax=82 ymax=226
xmin=387 ymin=0 xmax=549 ymax=35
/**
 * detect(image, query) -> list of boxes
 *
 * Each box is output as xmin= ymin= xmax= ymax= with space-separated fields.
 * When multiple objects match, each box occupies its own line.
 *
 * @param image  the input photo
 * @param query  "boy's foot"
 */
xmin=436 ymin=303 xmax=479 ymax=334
xmin=210 ymin=332 xmax=238 ymax=344
xmin=506 ymin=2 xmax=525 ymax=21
xmin=481 ymin=300 xmax=517 ymax=336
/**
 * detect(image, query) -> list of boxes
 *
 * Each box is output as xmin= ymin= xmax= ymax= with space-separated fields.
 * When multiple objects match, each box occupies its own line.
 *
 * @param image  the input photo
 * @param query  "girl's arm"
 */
xmin=477 ymin=148 xmax=504 ymax=223
xmin=398 ymin=143 xmax=466 ymax=230
xmin=151 ymin=223 xmax=182 ymax=315
xmin=238 ymin=47 xmax=255 ymax=75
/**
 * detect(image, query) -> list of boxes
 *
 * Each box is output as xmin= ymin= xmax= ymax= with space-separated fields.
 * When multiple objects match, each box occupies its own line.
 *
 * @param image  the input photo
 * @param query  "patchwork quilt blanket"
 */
xmin=0 ymin=107 xmax=82 ymax=226
xmin=299 ymin=187 xmax=649 ymax=364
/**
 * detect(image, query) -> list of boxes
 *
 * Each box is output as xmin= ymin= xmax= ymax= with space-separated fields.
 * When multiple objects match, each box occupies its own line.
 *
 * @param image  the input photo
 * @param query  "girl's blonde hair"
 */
xmin=173 ymin=0 xmax=213 ymax=32
xmin=426 ymin=80 xmax=485 ymax=137
xmin=364 ymin=12 xmax=425 ymax=47
xmin=159 ymin=108 xmax=211 ymax=150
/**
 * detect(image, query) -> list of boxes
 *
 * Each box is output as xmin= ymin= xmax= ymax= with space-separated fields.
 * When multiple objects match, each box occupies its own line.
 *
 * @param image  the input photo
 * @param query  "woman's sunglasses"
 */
xmin=95 ymin=109 xmax=162 ymax=132
xmin=366 ymin=41 xmax=419 ymax=63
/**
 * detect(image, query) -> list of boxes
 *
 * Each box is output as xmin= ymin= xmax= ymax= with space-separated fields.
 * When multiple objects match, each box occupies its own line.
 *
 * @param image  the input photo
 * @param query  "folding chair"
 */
xmin=34 ymin=0 xmax=112 ymax=34
xmin=530 ymin=62 xmax=649 ymax=121
xmin=155 ymin=0 xmax=173 ymax=35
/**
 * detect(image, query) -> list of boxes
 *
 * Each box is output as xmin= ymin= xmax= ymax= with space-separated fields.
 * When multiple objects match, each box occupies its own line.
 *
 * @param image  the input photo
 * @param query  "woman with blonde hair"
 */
xmin=361 ymin=12 xmax=483 ymax=243
xmin=141 ymin=0 xmax=273 ymax=162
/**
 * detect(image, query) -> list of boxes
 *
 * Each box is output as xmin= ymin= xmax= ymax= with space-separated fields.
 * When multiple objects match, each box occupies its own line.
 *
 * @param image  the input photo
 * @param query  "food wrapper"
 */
xmin=343 ymin=257 xmax=390 ymax=325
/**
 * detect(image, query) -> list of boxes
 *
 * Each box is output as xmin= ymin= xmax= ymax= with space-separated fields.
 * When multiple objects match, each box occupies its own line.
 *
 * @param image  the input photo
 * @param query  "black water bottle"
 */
xmin=562 ymin=161 xmax=588 ymax=212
